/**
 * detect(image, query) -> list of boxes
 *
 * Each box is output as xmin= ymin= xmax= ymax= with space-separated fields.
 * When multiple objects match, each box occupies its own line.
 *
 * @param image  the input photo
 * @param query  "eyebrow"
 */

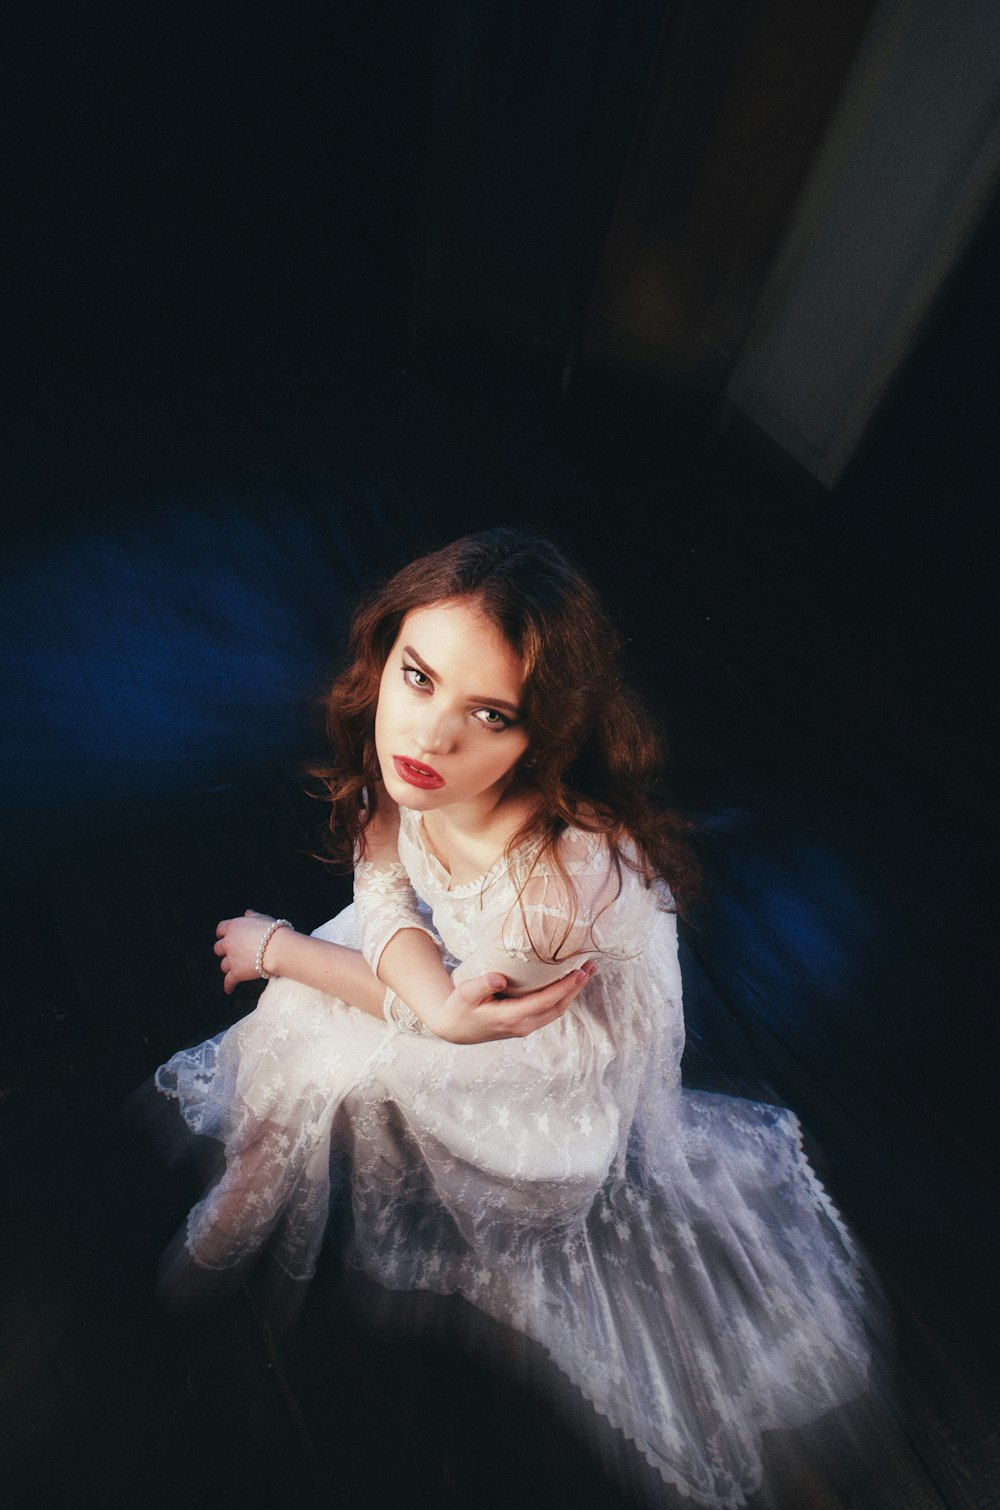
xmin=402 ymin=644 xmax=522 ymax=716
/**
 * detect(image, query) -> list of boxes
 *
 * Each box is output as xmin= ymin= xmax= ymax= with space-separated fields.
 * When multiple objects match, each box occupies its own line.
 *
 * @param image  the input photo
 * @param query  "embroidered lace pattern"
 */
xmin=156 ymin=806 xmax=872 ymax=1508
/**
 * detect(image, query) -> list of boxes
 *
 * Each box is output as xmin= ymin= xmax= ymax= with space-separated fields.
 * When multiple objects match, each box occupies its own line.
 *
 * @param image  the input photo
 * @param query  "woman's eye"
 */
xmin=402 ymin=665 xmax=430 ymax=689
xmin=473 ymin=707 xmax=510 ymax=730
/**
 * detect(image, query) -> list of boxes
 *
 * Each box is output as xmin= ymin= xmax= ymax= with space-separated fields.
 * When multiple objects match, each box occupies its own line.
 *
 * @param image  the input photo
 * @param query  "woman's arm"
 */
xmin=375 ymin=925 xmax=597 ymax=1042
xmin=214 ymin=910 xmax=596 ymax=1042
xmin=214 ymin=911 xmax=386 ymax=1016
xmin=215 ymin=802 xmax=608 ymax=1041
xmin=356 ymin=795 xmax=598 ymax=1039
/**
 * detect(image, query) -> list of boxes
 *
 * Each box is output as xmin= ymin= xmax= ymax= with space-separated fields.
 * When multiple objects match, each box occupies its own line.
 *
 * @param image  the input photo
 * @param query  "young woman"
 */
xmin=156 ymin=528 xmax=873 ymax=1507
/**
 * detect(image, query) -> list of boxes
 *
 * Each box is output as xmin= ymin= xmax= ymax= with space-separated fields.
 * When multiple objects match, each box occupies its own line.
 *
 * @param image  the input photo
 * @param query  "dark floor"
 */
xmin=1 ymin=342 xmax=998 ymax=1508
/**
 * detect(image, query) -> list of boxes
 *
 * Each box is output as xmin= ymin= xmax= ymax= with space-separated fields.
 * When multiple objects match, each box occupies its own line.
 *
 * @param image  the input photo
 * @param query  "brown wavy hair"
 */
xmin=314 ymin=528 xmax=699 ymax=946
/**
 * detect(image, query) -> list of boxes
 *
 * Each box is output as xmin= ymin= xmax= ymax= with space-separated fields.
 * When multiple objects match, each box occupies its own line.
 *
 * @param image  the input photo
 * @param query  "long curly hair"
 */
xmin=314 ymin=528 xmax=699 ymax=940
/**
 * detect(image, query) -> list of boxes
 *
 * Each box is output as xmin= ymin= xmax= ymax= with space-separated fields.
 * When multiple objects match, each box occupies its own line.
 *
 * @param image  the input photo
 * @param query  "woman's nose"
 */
xmin=415 ymin=707 xmax=457 ymax=754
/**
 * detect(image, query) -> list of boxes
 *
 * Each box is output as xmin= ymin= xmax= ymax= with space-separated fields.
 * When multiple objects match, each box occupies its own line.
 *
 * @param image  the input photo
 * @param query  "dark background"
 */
xmin=5 ymin=0 xmax=997 ymax=856
xmin=2 ymin=3 xmax=998 ymax=1506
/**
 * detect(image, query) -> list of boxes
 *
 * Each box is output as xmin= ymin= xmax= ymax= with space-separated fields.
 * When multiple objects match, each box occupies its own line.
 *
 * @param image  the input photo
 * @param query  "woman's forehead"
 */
xmin=395 ymin=599 xmax=524 ymax=686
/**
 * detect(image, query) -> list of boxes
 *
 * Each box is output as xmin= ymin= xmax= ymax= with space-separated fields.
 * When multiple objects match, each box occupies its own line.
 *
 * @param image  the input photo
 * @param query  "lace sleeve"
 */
xmin=353 ymin=856 xmax=444 ymax=1036
xmin=352 ymin=857 xmax=440 ymax=974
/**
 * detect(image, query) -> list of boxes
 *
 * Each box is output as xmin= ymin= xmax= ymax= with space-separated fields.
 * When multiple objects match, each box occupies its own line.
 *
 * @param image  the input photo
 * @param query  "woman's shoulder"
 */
xmin=541 ymin=817 xmax=640 ymax=873
xmin=518 ymin=822 xmax=653 ymax=910
xmin=501 ymin=823 xmax=660 ymax=965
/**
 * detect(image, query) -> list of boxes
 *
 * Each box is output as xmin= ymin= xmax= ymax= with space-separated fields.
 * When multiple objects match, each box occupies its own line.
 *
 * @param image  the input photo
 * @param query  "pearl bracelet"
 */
xmin=255 ymin=918 xmax=294 ymax=979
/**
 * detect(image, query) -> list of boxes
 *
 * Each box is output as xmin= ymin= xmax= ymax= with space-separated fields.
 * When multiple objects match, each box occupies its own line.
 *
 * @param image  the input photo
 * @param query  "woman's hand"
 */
xmin=424 ymin=961 xmax=598 ymax=1044
xmin=214 ymin=909 xmax=279 ymax=995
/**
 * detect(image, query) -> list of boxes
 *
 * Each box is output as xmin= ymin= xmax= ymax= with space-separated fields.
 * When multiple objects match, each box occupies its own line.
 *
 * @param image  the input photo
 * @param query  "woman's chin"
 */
xmin=382 ymin=773 xmax=447 ymax=810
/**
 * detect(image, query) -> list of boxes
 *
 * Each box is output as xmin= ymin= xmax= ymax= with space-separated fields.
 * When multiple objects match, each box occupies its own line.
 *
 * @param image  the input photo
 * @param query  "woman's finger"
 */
xmin=558 ymin=966 xmax=597 ymax=1005
xmin=460 ymin=974 xmax=507 ymax=1006
xmin=495 ymin=998 xmax=564 ymax=1037
xmin=527 ymin=962 xmax=596 ymax=1010
xmin=498 ymin=961 xmax=597 ymax=1037
xmin=509 ymin=997 xmax=574 ymax=1037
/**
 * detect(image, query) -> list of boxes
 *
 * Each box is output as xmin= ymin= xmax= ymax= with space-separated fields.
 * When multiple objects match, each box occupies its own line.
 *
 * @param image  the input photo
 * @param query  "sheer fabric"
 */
xmin=156 ymin=807 xmax=872 ymax=1507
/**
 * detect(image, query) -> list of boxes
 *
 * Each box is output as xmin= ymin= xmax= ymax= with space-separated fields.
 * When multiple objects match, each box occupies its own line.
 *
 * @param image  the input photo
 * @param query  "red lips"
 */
xmin=393 ymin=755 xmax=445 ymax=790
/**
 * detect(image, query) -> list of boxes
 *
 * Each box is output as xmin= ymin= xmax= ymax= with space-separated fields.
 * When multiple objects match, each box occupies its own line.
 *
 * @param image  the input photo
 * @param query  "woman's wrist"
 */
xmin=256 ymin=918 xmax=295 ymax=978
xmin=254 ymin=928 xmax=386 ymax=1017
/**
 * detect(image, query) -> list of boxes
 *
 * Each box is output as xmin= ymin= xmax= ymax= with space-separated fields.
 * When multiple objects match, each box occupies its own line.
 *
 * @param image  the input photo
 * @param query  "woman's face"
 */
xmin=375 ymin=598 xmax=531 ymax=819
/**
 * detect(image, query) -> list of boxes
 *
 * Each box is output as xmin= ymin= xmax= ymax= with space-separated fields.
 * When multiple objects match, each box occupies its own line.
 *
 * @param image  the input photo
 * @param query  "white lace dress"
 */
xmin=156 ymin=807 xmax=872 ymax=1508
